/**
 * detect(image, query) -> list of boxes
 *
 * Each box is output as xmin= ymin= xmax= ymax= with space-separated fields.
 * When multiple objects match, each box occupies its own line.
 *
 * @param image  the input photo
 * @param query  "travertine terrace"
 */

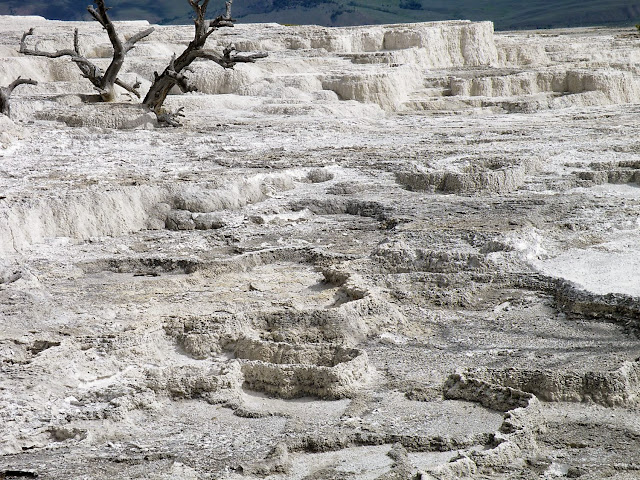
xmin=1 ymin=14 xmax=640 ymax=479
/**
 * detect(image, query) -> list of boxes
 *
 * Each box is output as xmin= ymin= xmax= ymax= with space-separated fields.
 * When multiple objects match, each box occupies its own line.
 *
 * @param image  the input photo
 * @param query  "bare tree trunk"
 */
xmin=0 ymin=77 xmax=38 ymax=117
xmin=87 ymin=0 xmax=154 ymax=101
xmin=143 ymin=0 xmax=266 ymax=125
xmin=19 ymin=0 xmax=153 ymax=102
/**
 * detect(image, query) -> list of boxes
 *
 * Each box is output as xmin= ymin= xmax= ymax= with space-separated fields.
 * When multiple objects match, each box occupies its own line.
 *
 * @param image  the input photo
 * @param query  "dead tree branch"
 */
xmin=20 ymin=27 xmax=79 ymax=59
xmin=19 ymin=0 xmax=153 ymax=101
xmin=87 ymin=0 xmax=154 ymax=100
xmin=0 ymin=77 xmax=38 ymax=116
xmin=143 ymin=0 xmax=267 ymax=126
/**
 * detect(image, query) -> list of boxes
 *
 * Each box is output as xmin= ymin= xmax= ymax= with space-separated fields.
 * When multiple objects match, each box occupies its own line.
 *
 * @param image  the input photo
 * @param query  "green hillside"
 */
xmin=1 ymin=0 xmax=640 ymax=30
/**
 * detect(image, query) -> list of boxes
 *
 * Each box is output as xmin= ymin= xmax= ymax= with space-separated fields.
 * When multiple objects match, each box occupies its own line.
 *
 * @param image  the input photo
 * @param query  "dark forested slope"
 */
xmin=2 ymin=0 xmax=640 ymax=30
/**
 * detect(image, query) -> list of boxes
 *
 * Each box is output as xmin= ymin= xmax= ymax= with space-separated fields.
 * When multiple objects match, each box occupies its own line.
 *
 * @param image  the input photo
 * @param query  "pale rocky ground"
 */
xmin=1 ymin=14 xmax=640 ymax=480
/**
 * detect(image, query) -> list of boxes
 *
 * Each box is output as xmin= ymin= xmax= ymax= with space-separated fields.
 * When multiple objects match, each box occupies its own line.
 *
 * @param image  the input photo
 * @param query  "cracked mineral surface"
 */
xmin=1 ymin=14 xmax=640 ymax=480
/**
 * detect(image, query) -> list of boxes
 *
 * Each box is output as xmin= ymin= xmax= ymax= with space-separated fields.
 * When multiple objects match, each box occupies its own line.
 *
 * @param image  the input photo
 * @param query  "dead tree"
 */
xmin=19 ymin=0 xmax=154 ymax=101
xmin=143 ymin=0 xmax=267 ymax=126
xmin=0 ymin=77 xmax=38 ymax=117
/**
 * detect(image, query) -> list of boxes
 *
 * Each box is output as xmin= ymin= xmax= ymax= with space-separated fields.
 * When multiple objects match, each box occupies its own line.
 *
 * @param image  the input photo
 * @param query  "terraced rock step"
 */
xmin=236 ymin=338 xmax=371 ymax=399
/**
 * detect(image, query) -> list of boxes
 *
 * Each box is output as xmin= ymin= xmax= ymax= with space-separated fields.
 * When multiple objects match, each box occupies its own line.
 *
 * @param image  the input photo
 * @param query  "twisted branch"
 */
xmin=196 ymin=45 xmax=268 ymax=68
xmin=20 ymin=27 xmax=80 ymax=58
xmin=0 ymin=77 xmax=38 ymax=116
xmin=143 ymin=0 xmax=268 ymax=122
xmin=18 ymin=1 xmax=153 ymax=101
xmin=88 ymin=0 xmax=154 ymax=100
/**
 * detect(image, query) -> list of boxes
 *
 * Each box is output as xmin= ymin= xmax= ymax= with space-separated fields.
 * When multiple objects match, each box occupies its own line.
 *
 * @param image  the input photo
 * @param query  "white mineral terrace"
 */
xmin=1 ymin=15 xmax=640 ymax=480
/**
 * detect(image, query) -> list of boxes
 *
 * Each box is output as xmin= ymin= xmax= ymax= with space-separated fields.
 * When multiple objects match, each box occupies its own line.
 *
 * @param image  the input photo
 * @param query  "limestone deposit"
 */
xmin=2 ymin=14 xmax=640 ymax=480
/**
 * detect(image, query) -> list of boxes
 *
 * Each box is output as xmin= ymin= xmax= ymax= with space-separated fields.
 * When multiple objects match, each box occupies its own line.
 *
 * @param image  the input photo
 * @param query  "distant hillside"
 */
xmin=2 ymin=0 xmax=640 ymax=30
